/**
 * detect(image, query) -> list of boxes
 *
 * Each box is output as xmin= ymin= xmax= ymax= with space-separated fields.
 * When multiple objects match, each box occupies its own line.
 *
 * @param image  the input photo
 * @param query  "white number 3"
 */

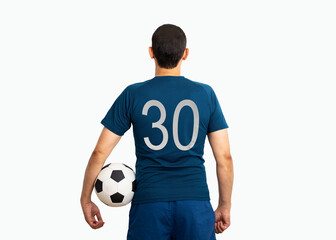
xmin=142 ymin=99 xmax=199 ymax=151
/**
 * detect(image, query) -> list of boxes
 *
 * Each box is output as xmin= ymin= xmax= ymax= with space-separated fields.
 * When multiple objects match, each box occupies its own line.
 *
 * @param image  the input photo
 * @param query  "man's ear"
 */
xmin=182 ymin=48 xmax=189 ymax=60
xmin=148 ymin=46 xmax=154 ymax=59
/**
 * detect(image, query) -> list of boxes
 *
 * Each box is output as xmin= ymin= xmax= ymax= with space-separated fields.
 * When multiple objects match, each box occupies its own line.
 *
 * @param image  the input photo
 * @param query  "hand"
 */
xmin=214 ymin=206 xmax=231 ymax=234
xmin=81 ymin=201 xmax=105 ymax=229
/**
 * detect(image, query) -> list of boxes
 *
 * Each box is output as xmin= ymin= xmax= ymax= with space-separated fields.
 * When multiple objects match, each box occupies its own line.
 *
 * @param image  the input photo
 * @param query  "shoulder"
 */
xmin=124 ymin=79 xmax=152 ymax=93
xmin=184 ymin=77 xmax=215 ymax=97
xmin=115 ymin=80 xmax=148 ymax=100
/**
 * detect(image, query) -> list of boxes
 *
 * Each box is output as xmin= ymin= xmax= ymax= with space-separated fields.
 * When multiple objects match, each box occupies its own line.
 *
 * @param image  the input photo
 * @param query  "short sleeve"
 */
xmin=207 ymin=87 xmax=229 ymax=134
xmin=101 ymin=86 xmax=132 ymax=136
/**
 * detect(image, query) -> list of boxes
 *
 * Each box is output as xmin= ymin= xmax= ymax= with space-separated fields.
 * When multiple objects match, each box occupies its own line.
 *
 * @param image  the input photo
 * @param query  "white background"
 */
xmin=1 ymin=0 xmax=335 ymax=239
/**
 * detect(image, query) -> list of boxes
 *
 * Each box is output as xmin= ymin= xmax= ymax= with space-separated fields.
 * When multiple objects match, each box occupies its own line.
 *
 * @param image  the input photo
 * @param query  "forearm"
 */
xmin=80 ymin=152 xmax=107 ymax=204
xmin=216 ymin=157 xmax=234 ymax=209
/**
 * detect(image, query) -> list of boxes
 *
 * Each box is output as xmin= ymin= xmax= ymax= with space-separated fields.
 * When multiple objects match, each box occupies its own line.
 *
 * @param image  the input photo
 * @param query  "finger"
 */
xmin=95 ymin=217 xmax=104 ymax=228
xmin=85 ymin=216 xmax=96 ymax=226
xmin=91 ymin=217 xmax=99 ymax=226
xmin=215 ymin=222 xmax=220 ymax=234
xmin=96 ymin=211 xmax=104 ymax=223
xmin=223 ymin=221 xmax=230 ymax=230
xmin=92 ymin=220 xmax=104 ymax=229
xmin=221 ymin=221 xmax=228 ymax=231
xmin=97 ymin=221 xmax=105 ymax=228
xmin=91 ymin=216 xmax=98 ymax=225
xmin=223 ymin=217 xmax=230 ymax=229
xmin=218 ymin=221 xmax=225 ymax=232
xmin=90 ymin=221 xmax=99 ymax=229
xmin=89 ymin=215 xmax=102 ymax=229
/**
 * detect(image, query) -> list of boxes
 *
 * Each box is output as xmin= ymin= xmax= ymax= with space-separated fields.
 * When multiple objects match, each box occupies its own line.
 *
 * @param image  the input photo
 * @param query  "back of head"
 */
xmin=151 ymin=24 xmax=187 ymax=69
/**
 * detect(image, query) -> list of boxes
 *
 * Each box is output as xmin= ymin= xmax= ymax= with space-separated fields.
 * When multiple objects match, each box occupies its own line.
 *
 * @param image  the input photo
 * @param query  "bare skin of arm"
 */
xmin=207 ymin=128 xmax=234 ymax=234
xmin=80 ymin=127 xmax=122 ymax=229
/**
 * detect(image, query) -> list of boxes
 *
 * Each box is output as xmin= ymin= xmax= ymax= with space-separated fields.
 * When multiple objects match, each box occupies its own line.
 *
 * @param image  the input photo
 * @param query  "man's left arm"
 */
xmin=80 ymin=127 xmax=122 ymax=229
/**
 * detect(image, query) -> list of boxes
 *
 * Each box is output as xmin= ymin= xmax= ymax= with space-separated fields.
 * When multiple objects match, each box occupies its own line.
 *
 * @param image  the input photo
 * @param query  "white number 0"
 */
xmin=142 ymin=99 xmax=199 ymax=151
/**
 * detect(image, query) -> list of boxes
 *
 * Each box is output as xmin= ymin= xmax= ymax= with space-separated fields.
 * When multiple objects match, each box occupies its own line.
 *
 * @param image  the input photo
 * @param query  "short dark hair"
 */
xmin=151 ymin=24 xmax=187 ymax=69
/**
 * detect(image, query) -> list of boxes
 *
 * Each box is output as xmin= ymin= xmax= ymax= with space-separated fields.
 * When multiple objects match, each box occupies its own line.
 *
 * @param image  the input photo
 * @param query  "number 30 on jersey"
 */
xmin=142 ymin=99 xmax=199 ymax=151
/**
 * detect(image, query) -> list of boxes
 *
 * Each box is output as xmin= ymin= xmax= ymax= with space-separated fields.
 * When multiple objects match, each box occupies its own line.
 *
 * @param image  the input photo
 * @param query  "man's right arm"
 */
xmin=207 ymin=128 xmax=234 ymax=233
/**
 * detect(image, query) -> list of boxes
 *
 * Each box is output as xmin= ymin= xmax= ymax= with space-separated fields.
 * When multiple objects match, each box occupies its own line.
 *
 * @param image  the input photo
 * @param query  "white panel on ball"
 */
xmin=94 ymin=162 xmax=136 ymax=207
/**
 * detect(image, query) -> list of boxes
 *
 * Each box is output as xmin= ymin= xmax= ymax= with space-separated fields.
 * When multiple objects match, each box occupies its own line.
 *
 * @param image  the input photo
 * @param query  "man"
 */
xmin=80 ymin=23 xmax=234 ymax=240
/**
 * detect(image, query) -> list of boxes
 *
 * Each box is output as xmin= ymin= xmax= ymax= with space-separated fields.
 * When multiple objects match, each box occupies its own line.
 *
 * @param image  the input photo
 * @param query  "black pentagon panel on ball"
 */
xmin=110 ymin=192 xmax=124 ymax=203
xmin=123 ymin=163 xmax=134 ymax=172
xmin=95 ymin=179 xmax=103 ymax=193
xmin=101 ymin=163 xmax=111 ymax=170
xmin=132 ymin=180 xmax=136 ymax=192
xmin=111 ymin=170 xmax=125 ymax=182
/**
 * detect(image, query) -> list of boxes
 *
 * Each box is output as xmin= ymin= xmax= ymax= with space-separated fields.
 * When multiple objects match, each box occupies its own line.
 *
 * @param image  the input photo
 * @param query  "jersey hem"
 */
xmin=131 ymin=196 xmax=210 ymax=204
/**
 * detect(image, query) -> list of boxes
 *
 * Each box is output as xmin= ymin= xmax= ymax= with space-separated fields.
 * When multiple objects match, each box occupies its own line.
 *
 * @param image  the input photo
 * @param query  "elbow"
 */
xmin=90 ymin=150 xmax=108 ymax=163
xmin=224 ymin=153 xmax=232 ymax=161
xmin=216 ymin=154 xmax=233 ymax=169
xmin=92 ymin=149 xmax=105 ymax=156
xmin=220 ymin=153 xmax=233 ymax=162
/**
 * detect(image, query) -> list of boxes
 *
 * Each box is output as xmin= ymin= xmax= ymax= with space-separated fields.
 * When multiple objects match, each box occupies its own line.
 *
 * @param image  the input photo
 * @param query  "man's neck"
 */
xmin=155 ymin=66 xmax=181 ymax=77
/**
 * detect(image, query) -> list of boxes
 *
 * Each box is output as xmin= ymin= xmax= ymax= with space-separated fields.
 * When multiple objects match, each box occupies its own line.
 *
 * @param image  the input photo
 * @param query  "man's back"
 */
xmin=101 ymin=75 xmax=229 ymax=204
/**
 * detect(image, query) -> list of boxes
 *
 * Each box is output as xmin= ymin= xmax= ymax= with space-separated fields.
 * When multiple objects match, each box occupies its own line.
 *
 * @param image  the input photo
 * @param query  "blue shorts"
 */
xmin=127 ymin=200 xmax=216 ymax=240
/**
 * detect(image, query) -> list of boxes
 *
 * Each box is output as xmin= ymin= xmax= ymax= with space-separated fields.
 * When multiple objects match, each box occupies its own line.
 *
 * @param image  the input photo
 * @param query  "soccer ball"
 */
xmin=94 ymin=163 xmax=136 ymax=207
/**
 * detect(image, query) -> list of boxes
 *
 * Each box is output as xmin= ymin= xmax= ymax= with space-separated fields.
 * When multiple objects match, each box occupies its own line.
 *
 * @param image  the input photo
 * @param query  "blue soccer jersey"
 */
xmin=101 ymin=75 xmax=228 ymax=204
